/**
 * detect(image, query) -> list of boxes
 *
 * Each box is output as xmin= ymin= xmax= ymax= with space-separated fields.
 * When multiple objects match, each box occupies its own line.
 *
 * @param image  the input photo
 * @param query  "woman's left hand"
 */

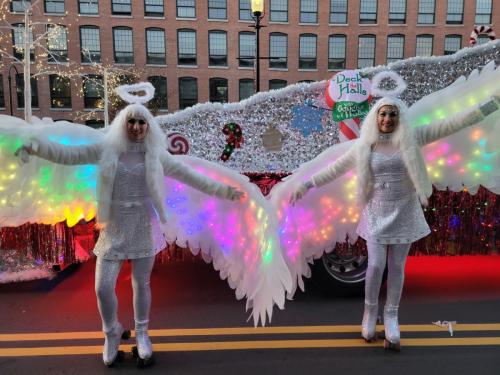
xmin=226 ymin=186 xmax=245 ymax=201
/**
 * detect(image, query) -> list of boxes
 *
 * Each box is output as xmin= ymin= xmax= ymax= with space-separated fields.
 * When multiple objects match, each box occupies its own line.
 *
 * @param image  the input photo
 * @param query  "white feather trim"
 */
xmin=115 ymin=82 xmax=155 ymax=104
xmin=370 ymin=71 xmax=407 ymax=98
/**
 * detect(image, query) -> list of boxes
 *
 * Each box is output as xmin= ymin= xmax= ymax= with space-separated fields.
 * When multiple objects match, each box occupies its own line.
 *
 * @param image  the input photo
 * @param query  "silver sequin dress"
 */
xmin=356 ymin=149 xmax=431 ymax=245
xmin=93 ymin=143 xmax=165 ymax=260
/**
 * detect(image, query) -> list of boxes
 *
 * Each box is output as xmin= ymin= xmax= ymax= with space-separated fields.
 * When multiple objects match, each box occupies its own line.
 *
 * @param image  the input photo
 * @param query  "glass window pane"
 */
xmin=444 ymin=35 xmax=461 ymax=55
xmin=300 ymin=0 xmax=318 ymax=23
xmin=299 ymin=34 xmax=317 ymax=69
xmin=269 ymin=79 xmax=287 ymax=90
xmin=416 ymin=35 xmax=433 ymax=56
xmin=146 ymin=28 xmax=165 ymax=64
xmin=177 ymin=29 xmax=197 ymax=65
xmin=209 ymin=31 xmax=227 ymax=67
xmin=389 ymin=0 xmax=406 ymax=24
xmin=358 ymin=35 xmax=375 ymax=68
xmin=239 ymin=79 xmax=254 ymax=100
xmin=475 ymin=0 xmax=492 ymax=24
xmin=328 ymin=35 xmax=346 ymax=69
xmin=239 ymin=0 xmax=252 ymax=20
xmin=83 ymin=75 xmax=104 ymax=109
xmin=80 ymin=26 xmax=101 ymax=63
xmin=269 ymin=33 xmax=287 ymax=69
xmin=418 ymin=0 xmax=435 ymax=24
xmin=360 ymin=0 xmax=377 ymax=24
xmin=239 ymin=32 xmax=255 ymax=67
xmin=387 ymin=34 xmax=404 ymax=63
xmin=447 ymin=0 xmax=463 ymax=24
xmin=330 ymin=0 xmax=348 ymax=23
xmin=47 ymin=25 xmax=68 ymax=63
xmin=145 ymin=0 xmax=164 ymax=16
xmin=112 ymin=0 xmax=132 ymax=15
xmin=148 ymin=76 xmax=168 ymax=110
xmin=79 ymin=0 xmax=99 ymax=15
xmin=49 ymin=75 xmax=72 ymax=108
xmin=177 ymin=0 xmax=196 ymax=18
xmin=209 ymin=78 xmax=228 ymax=103
xmin=45 ymin=0 xmax=65 ymax=13
xmin=16 ymin=74 xmax=38 ymax=108
xmin=270 ymin=0 xmax=288 ymax=22
xmin=179 ymin=77 xmax=197 ymax=109
xmin=208 ymin=0 xmax=227 ymax=20
xmin=113 ymin=27 xmax=134 ymax=64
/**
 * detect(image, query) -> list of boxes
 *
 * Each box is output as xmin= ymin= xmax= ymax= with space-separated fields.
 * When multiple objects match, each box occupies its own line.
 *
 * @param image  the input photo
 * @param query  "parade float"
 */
xmin=0 ymin=41 xmax=499 ymax=295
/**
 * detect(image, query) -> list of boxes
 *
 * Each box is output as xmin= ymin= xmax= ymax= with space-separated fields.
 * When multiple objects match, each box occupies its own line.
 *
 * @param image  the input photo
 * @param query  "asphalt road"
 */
xmin=1 ymin=255 xmax=500 ymax=375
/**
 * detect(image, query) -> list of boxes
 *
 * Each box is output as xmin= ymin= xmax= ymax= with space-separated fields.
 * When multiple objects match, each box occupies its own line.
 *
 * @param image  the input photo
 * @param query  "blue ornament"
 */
xmin=291 ymin=104 xmax=325 ymax=137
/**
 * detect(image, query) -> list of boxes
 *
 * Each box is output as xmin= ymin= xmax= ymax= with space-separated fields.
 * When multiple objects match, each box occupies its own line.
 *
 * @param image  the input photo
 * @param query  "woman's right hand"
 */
xmin=14 ymin=144 xmax=35 ymax=164
xmin=290 ymin=181 xmax=313 ymax=205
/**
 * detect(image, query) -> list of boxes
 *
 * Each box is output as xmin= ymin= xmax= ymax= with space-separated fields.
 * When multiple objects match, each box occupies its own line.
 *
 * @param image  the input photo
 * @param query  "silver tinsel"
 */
xmin=156 ymin=42 xmax=500 ymax=173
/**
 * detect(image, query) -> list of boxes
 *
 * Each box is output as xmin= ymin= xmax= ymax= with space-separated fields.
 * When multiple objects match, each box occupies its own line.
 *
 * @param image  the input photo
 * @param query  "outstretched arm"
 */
xmin=161 ymin=152 xmax=243 ymax=200
xmin=290 ymin=144 xmax=357 ymax=204
xmin=16 ymin=137 xmax=102 ymax=165
xmin=416 ymin=96 xmax=499 ymax=146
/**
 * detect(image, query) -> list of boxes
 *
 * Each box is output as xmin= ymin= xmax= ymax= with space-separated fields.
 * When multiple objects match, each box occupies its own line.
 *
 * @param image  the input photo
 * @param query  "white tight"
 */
xmin=95 ymin=256 xmax=155 ymax=332
xmin=365 ymin=242 xmax=411 ymax=307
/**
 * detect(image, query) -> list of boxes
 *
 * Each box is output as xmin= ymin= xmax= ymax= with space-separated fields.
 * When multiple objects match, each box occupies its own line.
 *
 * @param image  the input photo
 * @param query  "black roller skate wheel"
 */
xmin=121 ymin=330 xmax=131 ymax=340
xmin=383 ymin=339 xmax=401 ymax=352
xmin=136 ymin=354 xmax=155 ymax=368
xmin=131 ymin=346 xmax=138 ymax=358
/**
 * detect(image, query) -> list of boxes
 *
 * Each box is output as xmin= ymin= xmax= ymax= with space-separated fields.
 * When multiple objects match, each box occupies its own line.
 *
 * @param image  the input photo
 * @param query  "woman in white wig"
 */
xmin=15 ymin=83 xmax=243 ymax=366
xmin=290 ymin=90 xmax=499 ymax=351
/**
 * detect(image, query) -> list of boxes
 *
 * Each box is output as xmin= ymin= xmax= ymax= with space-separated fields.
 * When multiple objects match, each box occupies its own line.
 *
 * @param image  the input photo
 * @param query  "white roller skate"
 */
xmin=132 ymin=319 xmax=155 ymax=368
xmin=103 ymin=322 xmax=131 ymax=366
xmin=361 ymin=302 xmax=379 ymax=343
xmin=383 ymin=304 xmax=401 ymax=352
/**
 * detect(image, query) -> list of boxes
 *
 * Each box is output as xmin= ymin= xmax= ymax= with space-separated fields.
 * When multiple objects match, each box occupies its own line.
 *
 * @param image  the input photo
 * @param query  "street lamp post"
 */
xmin=251 ymin=0 xmax=264 ymax=93
xmin=7 ymin=64 xmax=20 ymax=116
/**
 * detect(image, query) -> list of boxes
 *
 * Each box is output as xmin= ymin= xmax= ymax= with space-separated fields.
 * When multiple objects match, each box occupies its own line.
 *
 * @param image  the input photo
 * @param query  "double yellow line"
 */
xmin=1 ymin=324 xmax=500 ymax=357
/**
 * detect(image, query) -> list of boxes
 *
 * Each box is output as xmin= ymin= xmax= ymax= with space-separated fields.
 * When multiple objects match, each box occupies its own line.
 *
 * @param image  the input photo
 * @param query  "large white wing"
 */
xmin=161 ymin=155 xmax=292 ymax=326
xmin=0 ymin=115 xmax=103 ymax=227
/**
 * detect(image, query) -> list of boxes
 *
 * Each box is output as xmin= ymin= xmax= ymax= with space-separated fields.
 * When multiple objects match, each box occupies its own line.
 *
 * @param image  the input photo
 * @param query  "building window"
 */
xmin=239 ymin=0 xmax=252 ymax=20
xmin=80 ymin=26 xmax=101 ymax=63
xmin=359 ymin=0 xmax=377 ymax=24
xmin=328 ymin=34 xmax=346 ymax=70
xmin=208 ymin=30 xmax=227 ymax=67
xmin=177 ymin=0 xmax=196 ymax=18
xmin=178 ymin=77 xmax=197 ymax=109
xmin=45 ymin=0 xmax=64 ymax=13
xmin=209 ymin=78 xmax=228 ymax=103
xmin=79 ymin=0 xmax=99 ymax=15
xmin=12 ymin=24 xmax=34 ymax=61
xmin=85 ymin=119 xmax=105 ymax=128
xmin=358 ymin=34 xmax=375 ymax=68
xmin=239 ymin=78 xmax=254 ymax=100
xmin=444 ymin=35 xmax=461 ymax=55
xmin=330 ymin=0 xmax=348 ymax=24
xmin=477 ymin=34 xmax=491 ymax=45
xmin=238 ymin=31 xmax=255 ymax=68
xmin=0 ymin=75 xmax=4 ymax=108
xmin=11 ymin=0 xmax=32 ymax=12
xmin=270 ymin=0 xmax=288 ymax=22
xmin=145 ymin=0 xmax=164 ymax=17
xmin=112 ymin=0 xmax=131 ymax=15
xmin=389 ymin=0 xmax=406 ymax=24
xmin=416 ymin=34 xmax=433 ymax=56
xmin=147 ymin=76 xmax=168 ymax=110
xmin=300 ymin=0 xmax=318 ymax=23
xmin=146 ymin=28 xmax=165 ymax=65
xmin=387 ymin=34 xmax=404 ymax=63
xmin=446 ymin=0 xmax=463 ymax=24
xmin=177 ymin=29 xmax=197 ymax=66
xmin=475 ymin=0 xmax=492 ymax=25
xmin=269 ymin=79 xmax=287 ymax=90
xmin=418 ymin=0 xmax=435 ymax=24
xmin=299 ymin=34 xmax=317 ymax=69
xmin=113 ymin=27 xmax=134 ymax=64
xmin=16 ymin=74 xmax=38 ymax=109
xmin=208 ymin=0 xmax=226 ymax=20
xmin=47 ymin=25 xmax=68 ymax=63
xmin=49 ymin=75 xmax=71 ymax=108
xmin=269 ymin=33 xmax=287 ymax=69
xmin=83 ymin=75 xmax=104 ymax=109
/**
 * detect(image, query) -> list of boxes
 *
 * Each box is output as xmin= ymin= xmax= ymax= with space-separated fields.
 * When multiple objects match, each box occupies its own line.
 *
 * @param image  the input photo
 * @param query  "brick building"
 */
xmin=0 ymin=0 xmax=497 ymax=125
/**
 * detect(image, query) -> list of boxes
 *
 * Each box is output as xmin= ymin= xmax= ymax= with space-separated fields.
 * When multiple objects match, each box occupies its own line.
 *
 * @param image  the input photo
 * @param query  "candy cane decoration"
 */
xmin=469 ymin=25 xmax=496 ymax=46
xmin=167 ymin=132 xmax=189 ymax=155
xmin=220 ymin=123 xmax=243 ymax=162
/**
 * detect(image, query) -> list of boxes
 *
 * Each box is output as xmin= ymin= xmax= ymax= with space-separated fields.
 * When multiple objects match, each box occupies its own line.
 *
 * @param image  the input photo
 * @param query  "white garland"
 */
xmin=115 ymin=82 xmax=155 ymax=104
xmin=370 ymin=71 xmax=407 ymax=98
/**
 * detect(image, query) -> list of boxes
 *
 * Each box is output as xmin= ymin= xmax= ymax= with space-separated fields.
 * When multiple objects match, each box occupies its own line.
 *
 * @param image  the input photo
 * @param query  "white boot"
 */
xmin=361 ymin=302 xmax=378 ymax=342
xmin=103 ymin=322 xmax=125 ymax=366
xmin=383 ymin=304 xmax=401 ymax=351
xmin=135 ymin=319 xmax=153 ymax=360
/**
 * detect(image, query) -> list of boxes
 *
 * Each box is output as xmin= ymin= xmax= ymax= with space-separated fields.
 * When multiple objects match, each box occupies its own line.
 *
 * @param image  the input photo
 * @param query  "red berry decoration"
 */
xmin=220 ymin=123 xmax=243 ymax=161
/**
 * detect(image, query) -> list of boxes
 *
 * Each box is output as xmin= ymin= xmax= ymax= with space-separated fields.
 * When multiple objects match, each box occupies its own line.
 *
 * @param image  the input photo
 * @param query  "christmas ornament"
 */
xmin=220 ymin=123 xmax=243 ymax=161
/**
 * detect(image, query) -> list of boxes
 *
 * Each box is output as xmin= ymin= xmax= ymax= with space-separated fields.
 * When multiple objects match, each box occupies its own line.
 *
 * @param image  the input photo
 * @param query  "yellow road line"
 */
xmin=1 ymin=323 xmax=500 ymax=342
xmin=1 ymin=337 xmax=500 ymax=357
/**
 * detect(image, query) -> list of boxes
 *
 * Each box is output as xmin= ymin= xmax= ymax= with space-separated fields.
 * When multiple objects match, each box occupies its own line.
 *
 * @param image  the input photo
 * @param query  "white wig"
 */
xmin=103 ymin=103 xmax=167 ymax=156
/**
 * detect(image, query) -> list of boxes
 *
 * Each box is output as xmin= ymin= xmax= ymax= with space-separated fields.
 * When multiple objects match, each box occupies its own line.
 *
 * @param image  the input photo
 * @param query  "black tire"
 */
xmin=311 ymin=251 xmax=369 ymax=296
